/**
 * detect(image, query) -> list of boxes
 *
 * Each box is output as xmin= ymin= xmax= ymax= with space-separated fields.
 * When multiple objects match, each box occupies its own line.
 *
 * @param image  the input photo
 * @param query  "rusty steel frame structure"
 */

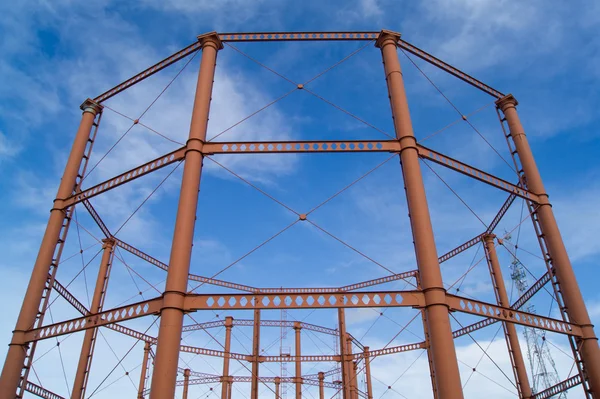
xmin=0 ymin=29 xmax=599 ymax=399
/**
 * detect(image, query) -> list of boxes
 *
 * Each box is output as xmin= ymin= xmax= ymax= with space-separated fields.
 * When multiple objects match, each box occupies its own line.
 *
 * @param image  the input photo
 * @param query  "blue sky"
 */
xmin=1 ymin=1 xmax=600 ymax=398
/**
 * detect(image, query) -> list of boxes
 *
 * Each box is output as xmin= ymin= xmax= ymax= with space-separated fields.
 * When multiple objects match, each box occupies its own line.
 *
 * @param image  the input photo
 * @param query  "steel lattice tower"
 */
xmin=0 ymin=29 xmax=599 ymax=399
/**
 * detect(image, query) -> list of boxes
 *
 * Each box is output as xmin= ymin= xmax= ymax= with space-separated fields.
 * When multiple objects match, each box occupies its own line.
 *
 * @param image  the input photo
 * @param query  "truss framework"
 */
xmin=0 ymin=29 xmax=597 ymax=399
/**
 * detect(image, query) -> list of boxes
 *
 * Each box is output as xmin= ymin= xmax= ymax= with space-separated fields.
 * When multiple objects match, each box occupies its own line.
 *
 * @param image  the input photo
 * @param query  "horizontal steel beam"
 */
xmin=60 ymin=147 xmax=185 ymax=209
xmin=339 ymin=270 xmax=418 ymax=291
xmin=396 ymin=39 xmax=504 ymax=99
xmin=25 ymin=382 xmax=65 ymax=399
xmin=511 ymin=271 xmax=551 ymax=310
xmin=531 ymin=375 xmax=582 ymax=399
xmin=203 ymin=140 xmax=399 ymax=154
xmin=22 ymin=297 xmax=162 ymax=342
xmin=417 ymin=144 xmax=540 ymax=203
xmin=219 ymin=31 xmax=379 ymax=42
xmin=185 ymin=290 xmax=424 ymax=311
xmin=438 ymin=234 xmax=483 ymax=264
xmin=447 ymin=294 xmax=582 ymax=337
xmin=94 ymin=43 xmax=202 ymax=104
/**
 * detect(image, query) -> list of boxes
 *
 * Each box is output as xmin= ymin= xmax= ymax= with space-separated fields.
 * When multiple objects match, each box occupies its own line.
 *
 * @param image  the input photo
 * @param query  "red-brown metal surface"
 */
xmin=1 ymin=30 xmax=596 ymax=399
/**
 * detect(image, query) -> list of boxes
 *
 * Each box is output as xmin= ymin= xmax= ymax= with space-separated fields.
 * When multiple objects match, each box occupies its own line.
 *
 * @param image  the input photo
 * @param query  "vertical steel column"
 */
xmin=294 ymin=322 xmax=302 ymax=399
xmin=0 ymin=101 xmax=102 ymax=397
xmin=148 ymin=32 xmax=222 ymax=399
xmin=138 ymin=342 xmax=151 ymax=399
xmin=222 ymin=316 xmax=233 ymax=399
xmin=71 ymin=238 xmax=115 ymax=398
xmin=251 ymin=309 xmax=261 ymax=399
xmin=363 ymin=347 xmax=373 ymax=399
xmin=497 ymin=94 xmax=600 ymax=395
xmin=376 ymin=30 xmax=464 ymax=399
xmin=275 ymin=376 xmax=281 ymax=399
xmin=346 ymin=336 xmax=357 ymax=399
xmin=318 ymin=372 xmax=325 ymax=399
xmin=483 ymin=234 xmax=532 ymax=398
xmin=182 ymin=368 xmax=190 ymax=399
xmin=338 ymin=308 xmax=351 ymax=399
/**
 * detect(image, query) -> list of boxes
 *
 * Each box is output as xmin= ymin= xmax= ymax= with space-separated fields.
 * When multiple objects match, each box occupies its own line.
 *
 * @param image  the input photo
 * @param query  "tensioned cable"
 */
xmin=307 ymin=219 xmax=413 ymax=285
xmin=188 ymin=220 xmax=299 ymax=293
xmin=114 ymin=160 xmax=183 ymax=235
xmin=185 ymin=313 xmax=278 ymax=398
xmin=457 ymin=358 xmax=516 ymax=395
xmin=418 ymin=101 xmax=495 ymax=143
xmin=447 ymin=204 xmax=541 ymax=292
xmin=421 ymin=159 xmax=488 ymax=228
xmin=450 ymin=313 xmax=518 ymax=389
xmin=205 ymin=156 xmax=299 ymax=215
xmin=97 ymin=329 xmax=138 ymax=390
xmin=306 ymin=154 xmax=397 ymax=215
xmin=208 ymin=87 xmax=298 ymax=142
xmin=327 ymin=311 xmax=422 ymax=399
xmin=461 ymin=324 xmax=504 ymax=389
xmin=44 ymin=249 xmax=103 ymax=313
xmin=216 ymin=40 xmax=393 ymax=141
xmin=83 ymin=49 xmax=200 ymax=181
xmin=399 ymin=48 xmax=517 ymax=176
xmin=302 ymin=87 xmax=395 ymax=139
xmin=88 ymin=363 xmax=141 ymax=396
xmin=87 ymin=317 xmax=160 ymax=398
xmin=102 ymin=104 xmax=185 ymax=146
xmin=114 ymin=250 xmax=163 ymax=296
xmin=47 ymin=307 xmax=71 ymax=397
xmin=377 ymin=350 xmax=427 ymax=399
xmin=454 ymin=244 xmax=482 ymax=295
xmin=206 ymin=154 xmax=412 ymax=285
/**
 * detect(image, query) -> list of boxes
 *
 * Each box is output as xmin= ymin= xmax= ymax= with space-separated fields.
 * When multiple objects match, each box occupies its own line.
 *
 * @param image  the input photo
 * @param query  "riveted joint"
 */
xmin=186 ymin=137 xmax=204 ymax=155
xmin=9 ymin=330 xmax=26 ymax=345
xmin=375 ymin=29 xmax=401 ymax=48
xmin=197 ymin=31 xmax=224 ymax=50
xmin=397 ymin=135 xmax=418 ymax=152
xmin=422 ymin=287 xmax=449 ymax=308
xmin=536 ymin=193 xmax=552 ymax=207
xmin=162 ymin=290 xmax=186 ymax=311
xmin=580 ymin=324 xmax=599 ymax=341
xmin=51 ymin=198 xmax=67 ymax=211
xmin=495 ymin=94 xmax=518 ymax=112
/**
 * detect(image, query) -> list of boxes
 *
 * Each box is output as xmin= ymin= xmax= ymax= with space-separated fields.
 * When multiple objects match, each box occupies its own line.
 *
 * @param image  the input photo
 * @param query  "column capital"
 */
xmin=375 ymin=29 xmax=401 ymax=48
xmin=80 ymin=98 xmax=103 ymax=115
xmin=318 ymin=372 xmax=324 ymax=380
xmin=197 ymin=31 xmax=224 ymax=50
xmin=184 ymin=368 xmax=190 ymax=377
xmin=495 ymin=94 xmax=518 ymax=112
xmin=101 ymin=237 xmax=116 ymax=249
xmin=481 ymin=233 xmax=496 ymax=244
xmin=225 ymin=316 xmax=234 ymax=328
xmin=274 ymin=377 xmax=281 ymax=383
xmin=293 ymin=321 xmax=302 ymax=331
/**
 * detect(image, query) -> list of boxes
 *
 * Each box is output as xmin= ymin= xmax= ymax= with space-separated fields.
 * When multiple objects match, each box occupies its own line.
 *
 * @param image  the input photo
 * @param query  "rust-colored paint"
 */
xmin=376 ymin=30 xmax=464 ymax=399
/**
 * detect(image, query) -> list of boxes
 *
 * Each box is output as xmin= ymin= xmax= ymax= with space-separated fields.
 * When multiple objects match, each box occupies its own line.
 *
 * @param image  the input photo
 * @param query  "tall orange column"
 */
xmin=338 ymin=308 xmax=351 ymax=399
xmin=72 ymin=239 xmax=115 ymax=398
xmin=346 ymin=336 xmax=357 ymax=399
xmin=376 ymin=30 xmax=464 ymax=399
xmin=497 ymin=95 xmax=600 ymax=395
xmin=274 ymin=376 xmax=281 ymax=398
xmin=251 ymin=309 xmax=261 ymax=399
xmin=294 ymin=322 xmax=302 ymax=399
xmin=483 ymin=234 xmax=532 ymax=398
xmin=182 ymin=368 xmax=190 ymax=399
xmin=318 ymin=372 xmax=325 ymax=399
xmin=222 ymin=317 xmax=233 ymax=399
xmin=148 ymin=32 xmax=222 ymax=399
xmin=0 ymin=100 xmax=102 ymax=397
xmin=363 ymin=347 xmax=373 ymax=399
xmin=137 ymin=342 xmax=151 ymax=398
